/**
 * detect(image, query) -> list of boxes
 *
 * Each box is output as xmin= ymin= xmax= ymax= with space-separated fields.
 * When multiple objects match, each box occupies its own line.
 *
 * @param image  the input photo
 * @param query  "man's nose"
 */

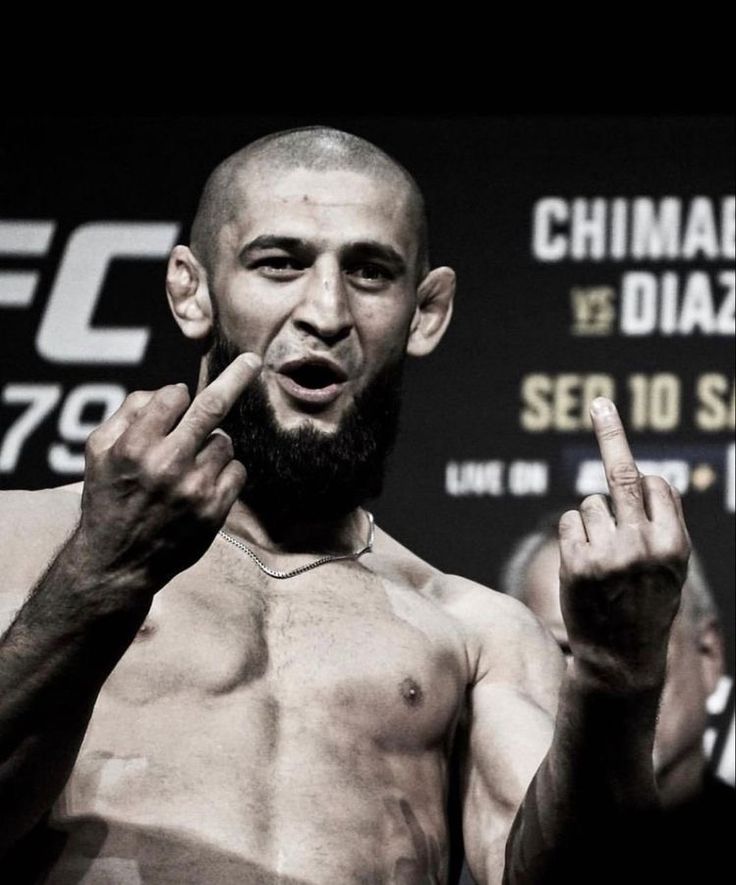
xmin=292 ymin=262 xmax=353 ymax=345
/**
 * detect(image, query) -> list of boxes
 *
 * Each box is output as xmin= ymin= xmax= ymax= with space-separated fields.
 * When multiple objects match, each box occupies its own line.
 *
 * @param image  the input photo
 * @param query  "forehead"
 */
xmin=220 ymin=164 xmax=417 ymax=257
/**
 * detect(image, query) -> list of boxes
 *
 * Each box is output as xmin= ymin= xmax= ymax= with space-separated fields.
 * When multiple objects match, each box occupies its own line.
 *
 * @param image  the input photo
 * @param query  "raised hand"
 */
xmin=74 ymin=352 xmax=262 ymax=597
xmin=558 ymin=397 xmax=690 ymax=695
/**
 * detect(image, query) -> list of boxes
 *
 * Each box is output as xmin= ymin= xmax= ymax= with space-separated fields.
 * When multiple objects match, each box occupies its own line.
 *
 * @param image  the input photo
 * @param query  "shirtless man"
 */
xmin=0 ymin=127 xmax=690 ymax=884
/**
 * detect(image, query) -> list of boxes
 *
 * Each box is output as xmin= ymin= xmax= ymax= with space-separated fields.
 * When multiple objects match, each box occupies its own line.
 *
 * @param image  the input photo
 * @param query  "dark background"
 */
xmin=1 ymin=114 xmax=733 ymax=775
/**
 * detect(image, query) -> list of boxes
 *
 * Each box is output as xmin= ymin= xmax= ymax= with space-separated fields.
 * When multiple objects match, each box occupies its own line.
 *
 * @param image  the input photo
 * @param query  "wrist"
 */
xmin=51 ymin=528 xmax=155 ymax=621
xmin=567 ymin=638 xmax=667 ymax=699
xmin=563 ymin=661 xmax=662 ymax=751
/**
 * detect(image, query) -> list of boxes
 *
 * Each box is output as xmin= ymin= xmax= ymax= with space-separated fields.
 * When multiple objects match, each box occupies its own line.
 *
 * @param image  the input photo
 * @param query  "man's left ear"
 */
xmin=165 ymin=245 xmax=213 ymax=340
xmin=406 ymin=266 xmax=456 ymax=357
xmin=698 ymin=619 xmax=725 ymax=696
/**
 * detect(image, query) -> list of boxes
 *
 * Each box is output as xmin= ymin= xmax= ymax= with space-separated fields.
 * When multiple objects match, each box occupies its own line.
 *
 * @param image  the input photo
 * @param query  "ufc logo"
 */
xmin=0 ymin=220 xmax=180 ymax=364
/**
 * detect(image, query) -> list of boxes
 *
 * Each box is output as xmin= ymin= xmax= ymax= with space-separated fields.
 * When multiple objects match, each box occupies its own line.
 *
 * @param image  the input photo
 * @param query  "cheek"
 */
xmin=217 ymin=297 xmax=289 ymax=355
xmin=356 ymin=301 xmax=414 ymax=358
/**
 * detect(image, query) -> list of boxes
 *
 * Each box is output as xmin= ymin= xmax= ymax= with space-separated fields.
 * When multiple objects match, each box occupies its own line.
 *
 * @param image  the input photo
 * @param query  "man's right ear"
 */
xmin=165 ymin=245 xmax=213 ymax=340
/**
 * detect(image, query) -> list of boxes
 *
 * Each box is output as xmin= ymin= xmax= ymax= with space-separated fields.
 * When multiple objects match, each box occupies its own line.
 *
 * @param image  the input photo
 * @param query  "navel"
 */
xmin=399 ymin=677 xmax=424 ymax=708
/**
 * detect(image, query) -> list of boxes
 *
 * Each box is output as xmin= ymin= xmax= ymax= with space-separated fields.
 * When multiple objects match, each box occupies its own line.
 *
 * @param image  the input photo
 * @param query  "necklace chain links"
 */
xmin=218 ymin=511 xmax=375 ymax=579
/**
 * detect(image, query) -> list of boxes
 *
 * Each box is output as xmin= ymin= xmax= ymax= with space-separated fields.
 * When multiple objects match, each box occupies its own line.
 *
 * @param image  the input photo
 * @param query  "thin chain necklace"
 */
xmin=217 ymin=511 xmax=375 ymax=579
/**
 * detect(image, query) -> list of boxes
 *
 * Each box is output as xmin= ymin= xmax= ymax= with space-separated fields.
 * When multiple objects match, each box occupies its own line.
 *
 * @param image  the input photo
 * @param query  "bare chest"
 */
xmin=98 ymin=550 xmax=469 ymax=749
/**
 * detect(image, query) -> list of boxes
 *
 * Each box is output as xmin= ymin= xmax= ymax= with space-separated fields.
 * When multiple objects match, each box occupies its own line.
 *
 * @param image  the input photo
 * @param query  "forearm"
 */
xmin=0 ymin=530 xmax=151 ymax=852
xmin=503 ymin=669 xmax=662 ymax=885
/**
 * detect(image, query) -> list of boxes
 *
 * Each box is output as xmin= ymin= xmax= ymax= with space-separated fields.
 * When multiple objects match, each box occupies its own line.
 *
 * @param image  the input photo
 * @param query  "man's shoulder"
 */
xmin=438 ymin=572 xmax=564 ymax=714
xmin=373 ymin=521 xmax=552 ymax=634
xmin=440 ymin=572 xmax=561 ymax=653
xmin=0 ymin=481 xmax=82 ymax=528
xmin=0 ymin=483 xmax=82 ymax=608
xmin=373 ymin=523 xmax=563 ymax=686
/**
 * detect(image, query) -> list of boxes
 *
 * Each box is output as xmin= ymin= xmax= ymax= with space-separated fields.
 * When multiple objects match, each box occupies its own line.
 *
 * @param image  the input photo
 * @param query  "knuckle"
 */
xmin=177 ymin=472 xmax=211 ymax=505
xmin=597 ymin=425 xmax=625 ymax=444
xmin=607 ymin=461 xmax=640 ymax=487
xmin=197 ymin=392 xmax=228 ymax=421
xmin=112 ymin=434 xmax=146 ymax=464
xmin=85 ymin=427 xmax=105 ymax=456
xmin=152 ymin=460 xmax=180 ymax=486
xmin=126 ymin=390 xmax=153 ymax=410
xmin=580 ymin=494 xmax=608 ymax=513
xmin=642 ymin=474 xmax=670 ymax=495
xmin=558 ymin=510 xmax=580 ymax=536
xmin=228 ymin=460 xmax=247 ymax=484
xmin=157 ymin=383 xmax=190 ymax=409
xmin=210 ymin=432 xmax=234 ymax=459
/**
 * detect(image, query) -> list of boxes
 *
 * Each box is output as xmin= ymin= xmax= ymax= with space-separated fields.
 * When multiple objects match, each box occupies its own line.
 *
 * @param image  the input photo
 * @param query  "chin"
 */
xmin=269 ymin=392 xmax=350 ymax=435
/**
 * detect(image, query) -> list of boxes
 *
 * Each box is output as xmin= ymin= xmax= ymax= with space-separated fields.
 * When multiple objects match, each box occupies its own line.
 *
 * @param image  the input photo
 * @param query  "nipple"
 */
xmin=399 ymin=677 xmax=423 ymax=707
xmin=134 ymin=620 xmax=156 ymax=641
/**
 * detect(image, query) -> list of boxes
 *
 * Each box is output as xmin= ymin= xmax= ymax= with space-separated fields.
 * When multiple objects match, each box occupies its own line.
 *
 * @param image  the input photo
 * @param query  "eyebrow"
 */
xmin=239 ymin=235 xmax=408 ymax=275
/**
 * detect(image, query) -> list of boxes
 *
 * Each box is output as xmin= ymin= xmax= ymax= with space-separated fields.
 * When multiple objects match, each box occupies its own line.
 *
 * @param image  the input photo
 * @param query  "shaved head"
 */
xmin=189 ymin=126 xmax=429 ymax=282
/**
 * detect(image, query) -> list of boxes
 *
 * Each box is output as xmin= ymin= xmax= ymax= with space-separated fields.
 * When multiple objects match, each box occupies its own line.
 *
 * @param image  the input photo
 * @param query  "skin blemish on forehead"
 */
xmin=399 ymin=677 xmax=424 ymax=708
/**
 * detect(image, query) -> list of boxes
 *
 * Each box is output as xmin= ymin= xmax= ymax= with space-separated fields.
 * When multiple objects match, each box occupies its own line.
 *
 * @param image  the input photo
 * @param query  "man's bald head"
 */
xmin=189 ymin=126 xmax=430 ymax=283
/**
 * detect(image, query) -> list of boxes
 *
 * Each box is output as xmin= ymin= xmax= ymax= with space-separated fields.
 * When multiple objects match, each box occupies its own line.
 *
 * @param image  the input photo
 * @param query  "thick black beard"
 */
xmin=207 ymin=330 xmax=404 ymax=531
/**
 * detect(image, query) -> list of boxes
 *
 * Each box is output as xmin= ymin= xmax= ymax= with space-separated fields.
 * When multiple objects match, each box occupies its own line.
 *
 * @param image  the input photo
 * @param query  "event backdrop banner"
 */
xmin=1 ymin=115 xmax=733 ymax=779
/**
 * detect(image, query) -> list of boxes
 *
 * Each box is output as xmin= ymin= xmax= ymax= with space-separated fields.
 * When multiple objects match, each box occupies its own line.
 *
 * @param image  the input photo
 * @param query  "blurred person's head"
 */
xmin=501 ymin=510 xmax=725 ymax=807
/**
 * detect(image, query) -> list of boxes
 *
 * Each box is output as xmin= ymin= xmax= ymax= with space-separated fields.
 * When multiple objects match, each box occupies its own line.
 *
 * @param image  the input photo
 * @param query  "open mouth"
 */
xmin=276 ymin=358 xmax=348 ymax=406
xmin=281 ymin=363 xmax=345 ymax=390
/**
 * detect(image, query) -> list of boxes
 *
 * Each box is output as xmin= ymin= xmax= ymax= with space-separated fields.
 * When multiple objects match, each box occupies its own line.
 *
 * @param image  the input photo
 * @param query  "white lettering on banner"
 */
xmin=631 ymin=198 xmax=682 ymax=260
xmin=507 ymin=461 xmax=548 ymax=496
xmin=726 ymin=443 xmax=735 ymax=514
xmin=628 ymin=374 xmax=681 ymax=432
xmin=48 ymin=384 xmax=126 ymax=473
xmin=445 ymin=461 xmax=550 ymax=497
xmin=681 ymin=197 xmax=721 ymax=260
xmin=695 ymin=375 xmax=736 ymax=431
xmin=716 ymin=714 xmax=735 ymax=784
xmin=531 ymin=196 xmax=734 ymax=261
xmin=724 ymin=196 xmax=736 ymax=259
xmin=532 ymin=198 xmax=568 ymax=261
xmin=0 ymin=383 xmax=128 ymax=474
xmin=446 ymin=461 xmax=504 ymax=496
xmin=0 ymin=221 xmax=56 ymax=306
xmin=520 ymin=374 xmax=616 ymax=432
xmin=0 ymin=384 xmax=63 ymax=471
xmin=705 ymin=676 xmax=735 ymax=785
xmin=571 ymin=199 xmax=607 ymax=260
xmin=36 ymin=222 xmax=180 ymax=364
xmin=619 ymin=271 xmax=735 ymax=336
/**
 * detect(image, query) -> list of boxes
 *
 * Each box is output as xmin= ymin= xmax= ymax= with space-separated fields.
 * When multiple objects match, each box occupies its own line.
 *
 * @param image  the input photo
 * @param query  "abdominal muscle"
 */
xmin=20 ymin=536 xmax=468 ymax=884
xmin=44 ymin=683 xmax=451 ymax=885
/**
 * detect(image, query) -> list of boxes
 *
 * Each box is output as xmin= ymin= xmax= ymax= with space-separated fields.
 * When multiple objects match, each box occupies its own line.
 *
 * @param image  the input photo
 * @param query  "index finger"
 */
xmin=170 ymin=352 xmax=262 ymax=454
xmin=590 ymin=396 xmax=645 ymax=524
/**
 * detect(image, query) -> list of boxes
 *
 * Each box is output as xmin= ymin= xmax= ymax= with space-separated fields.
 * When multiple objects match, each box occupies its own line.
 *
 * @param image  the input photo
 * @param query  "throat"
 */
xmin=224 ymin=503 xmax=373 ymax=558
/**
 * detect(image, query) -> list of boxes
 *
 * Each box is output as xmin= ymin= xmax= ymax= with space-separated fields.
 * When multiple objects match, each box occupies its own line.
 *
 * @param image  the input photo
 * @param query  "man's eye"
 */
xmin=253 ymin=257 xmax=303 ymax=274
xmin=347 ymin=264 xmax=393 ymax=285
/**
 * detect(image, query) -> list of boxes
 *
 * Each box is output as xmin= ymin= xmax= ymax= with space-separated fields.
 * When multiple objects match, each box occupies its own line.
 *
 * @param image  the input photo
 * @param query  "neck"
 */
xmin=223 ymin=499 xmax=369 ymax=555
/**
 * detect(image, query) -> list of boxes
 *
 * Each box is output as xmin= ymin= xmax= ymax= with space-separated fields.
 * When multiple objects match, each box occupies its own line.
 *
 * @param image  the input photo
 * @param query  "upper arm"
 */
xmin=455 ymin=587 xmax=565 ymax=885
xmin=0 ymin=486 xmax=82 ymax=632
